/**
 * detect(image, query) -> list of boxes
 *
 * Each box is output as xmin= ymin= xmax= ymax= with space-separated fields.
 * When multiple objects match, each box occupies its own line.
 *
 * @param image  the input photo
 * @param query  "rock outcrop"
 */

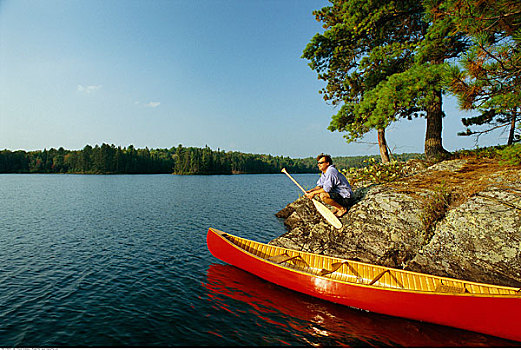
xmin=272 ymin=158 xmax=521 ymax=287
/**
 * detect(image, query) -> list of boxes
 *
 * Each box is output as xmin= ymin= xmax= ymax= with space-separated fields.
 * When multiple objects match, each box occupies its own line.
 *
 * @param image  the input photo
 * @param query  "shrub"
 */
xmin=453 ymin=145 xmax=505 ymax=159
xmin=342 ymin=158 xmax=405 ymax=186
xmin=498 ymin=143 xmax=521 ymax=166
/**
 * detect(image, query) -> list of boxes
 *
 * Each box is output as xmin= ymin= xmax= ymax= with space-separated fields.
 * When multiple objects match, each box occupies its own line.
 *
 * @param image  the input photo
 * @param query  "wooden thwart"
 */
xmin=321 ymin=262 xmax=404 ymax=288
xmin=269 ymin=253 xmax=309 ymax=268
xmin=320 ymin=261 xmax=360 ymax=277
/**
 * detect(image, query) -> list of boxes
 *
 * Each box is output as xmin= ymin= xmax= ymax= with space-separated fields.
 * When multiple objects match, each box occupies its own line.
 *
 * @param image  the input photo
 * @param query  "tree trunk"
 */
xmin=507 ymin=110 xmax=517 ymax=146
xmin=425 ymin=90 xmax=449 ymax=160
xmin=377 ymin=128 xmax=390 ymax=164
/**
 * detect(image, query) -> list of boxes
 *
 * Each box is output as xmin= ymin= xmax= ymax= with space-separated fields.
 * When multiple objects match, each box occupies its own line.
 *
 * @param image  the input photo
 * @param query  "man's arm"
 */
xmin=306 ymin=186 xmax=326 ymax=199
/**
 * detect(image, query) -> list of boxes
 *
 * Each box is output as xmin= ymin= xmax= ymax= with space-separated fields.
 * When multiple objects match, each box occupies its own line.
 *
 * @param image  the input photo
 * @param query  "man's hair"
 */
xmin=316 ymin=153 xmax=333 ymax=164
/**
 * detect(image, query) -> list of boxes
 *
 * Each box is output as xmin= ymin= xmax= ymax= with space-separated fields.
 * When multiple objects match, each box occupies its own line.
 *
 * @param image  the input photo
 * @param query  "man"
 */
xmin=306 ymin=154 xmax=353 ymax=217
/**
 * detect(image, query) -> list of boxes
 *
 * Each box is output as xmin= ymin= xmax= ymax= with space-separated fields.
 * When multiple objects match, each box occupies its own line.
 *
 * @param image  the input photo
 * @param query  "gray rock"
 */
xmin=408 ymin=186 xmax=521 ymax=287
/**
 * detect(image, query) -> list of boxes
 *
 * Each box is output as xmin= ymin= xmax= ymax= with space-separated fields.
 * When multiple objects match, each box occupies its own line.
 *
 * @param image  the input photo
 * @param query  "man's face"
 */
xmin=317 ymin=157 xmax=329 ymax=173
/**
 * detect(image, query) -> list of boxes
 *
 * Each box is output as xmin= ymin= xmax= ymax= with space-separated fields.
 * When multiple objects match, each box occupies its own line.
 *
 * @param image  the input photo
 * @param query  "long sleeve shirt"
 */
xmin=317 ymin=165 xmax=353 ymax=198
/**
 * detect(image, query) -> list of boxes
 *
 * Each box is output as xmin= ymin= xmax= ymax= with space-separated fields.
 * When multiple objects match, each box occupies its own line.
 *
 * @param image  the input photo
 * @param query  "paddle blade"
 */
xmin=312 ymin=199 xmax=342 ymax=229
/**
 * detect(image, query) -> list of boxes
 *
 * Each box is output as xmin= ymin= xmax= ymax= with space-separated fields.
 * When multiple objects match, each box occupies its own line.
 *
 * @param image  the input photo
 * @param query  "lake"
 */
xmin=0 ymin=174 xmax=517 ymax=347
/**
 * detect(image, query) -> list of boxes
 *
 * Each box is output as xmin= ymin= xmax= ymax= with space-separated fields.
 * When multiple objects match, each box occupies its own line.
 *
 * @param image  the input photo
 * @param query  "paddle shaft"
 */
xmin=281 ymin=168 xmax=308 ymax=194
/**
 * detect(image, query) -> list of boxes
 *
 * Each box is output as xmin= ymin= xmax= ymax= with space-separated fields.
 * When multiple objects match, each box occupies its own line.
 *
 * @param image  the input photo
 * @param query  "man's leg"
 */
xmin=319 ymin=192 xmax=347 ymax=217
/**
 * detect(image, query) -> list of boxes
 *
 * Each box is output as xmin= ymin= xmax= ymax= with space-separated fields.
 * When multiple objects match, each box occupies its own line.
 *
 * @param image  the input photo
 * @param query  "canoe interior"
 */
xmin=219 ymin=230 xmax=520 ymax=297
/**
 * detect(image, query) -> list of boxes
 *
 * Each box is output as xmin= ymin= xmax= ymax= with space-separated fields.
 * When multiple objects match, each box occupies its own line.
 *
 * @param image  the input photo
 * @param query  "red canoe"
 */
xmin=206 ymin=227 xmax=521 ymax=342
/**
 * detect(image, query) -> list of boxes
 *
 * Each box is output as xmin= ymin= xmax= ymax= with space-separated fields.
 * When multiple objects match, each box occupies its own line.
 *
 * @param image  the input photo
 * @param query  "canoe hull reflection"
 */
xmin=206 ymin=228 xmax=521 ymax=342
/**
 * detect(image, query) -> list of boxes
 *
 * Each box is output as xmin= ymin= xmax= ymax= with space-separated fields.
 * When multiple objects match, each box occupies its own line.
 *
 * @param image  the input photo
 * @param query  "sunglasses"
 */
xmin=317 ymin=161 xmax=327 ymax=164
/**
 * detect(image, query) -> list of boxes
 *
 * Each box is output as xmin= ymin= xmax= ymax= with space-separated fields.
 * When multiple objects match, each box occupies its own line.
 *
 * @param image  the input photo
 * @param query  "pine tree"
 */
xmin=429 ymin=0 xmax=521 ymax=144
xmin=303 ymin=0 xmax=466 ymax=160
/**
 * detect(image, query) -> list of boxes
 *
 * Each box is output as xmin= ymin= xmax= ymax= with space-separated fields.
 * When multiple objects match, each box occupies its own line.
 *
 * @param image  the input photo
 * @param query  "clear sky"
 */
xmin=0 ymin=0 xmax=505 ymax=158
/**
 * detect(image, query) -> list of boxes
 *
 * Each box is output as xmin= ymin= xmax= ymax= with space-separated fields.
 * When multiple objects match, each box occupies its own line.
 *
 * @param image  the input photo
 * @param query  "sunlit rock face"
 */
xmin=272 ymin=159 xmax=521 ymax=287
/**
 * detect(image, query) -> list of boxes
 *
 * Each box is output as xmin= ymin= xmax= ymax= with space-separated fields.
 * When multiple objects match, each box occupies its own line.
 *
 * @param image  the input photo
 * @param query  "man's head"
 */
xmin=316 ymin=153 xmax=332 ymax=173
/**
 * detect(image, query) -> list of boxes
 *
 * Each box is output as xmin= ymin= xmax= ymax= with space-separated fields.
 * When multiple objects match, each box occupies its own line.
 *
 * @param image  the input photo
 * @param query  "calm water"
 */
xmin=0 ymin=174 xmax=518 ymax=347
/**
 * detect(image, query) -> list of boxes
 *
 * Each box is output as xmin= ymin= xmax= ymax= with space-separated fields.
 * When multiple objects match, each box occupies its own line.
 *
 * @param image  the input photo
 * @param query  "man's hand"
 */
xmin=305 ymin=190 xmax=315 ymax=200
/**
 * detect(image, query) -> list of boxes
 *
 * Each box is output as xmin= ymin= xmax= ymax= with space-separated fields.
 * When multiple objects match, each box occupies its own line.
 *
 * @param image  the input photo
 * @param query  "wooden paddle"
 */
xmin=281 ymin=168 xmax=342 ymax=229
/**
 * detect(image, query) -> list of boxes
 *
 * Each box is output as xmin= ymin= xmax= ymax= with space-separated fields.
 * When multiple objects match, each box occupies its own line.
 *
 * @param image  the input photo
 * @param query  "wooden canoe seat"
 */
xmin=435 ymin=281 xmax=468 ymax=294
xmin=268 ymin=253 xmax=309 ymax=268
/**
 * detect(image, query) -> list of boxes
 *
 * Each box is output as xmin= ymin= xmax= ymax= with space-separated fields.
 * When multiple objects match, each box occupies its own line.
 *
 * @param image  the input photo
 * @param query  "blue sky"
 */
xmin=0 ymin=0 xmax=505 ymax=158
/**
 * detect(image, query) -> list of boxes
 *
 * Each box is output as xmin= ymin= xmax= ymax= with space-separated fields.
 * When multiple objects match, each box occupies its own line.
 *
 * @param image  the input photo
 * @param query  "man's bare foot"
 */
xmin=335 ymin=207 xmax=347 ymax=217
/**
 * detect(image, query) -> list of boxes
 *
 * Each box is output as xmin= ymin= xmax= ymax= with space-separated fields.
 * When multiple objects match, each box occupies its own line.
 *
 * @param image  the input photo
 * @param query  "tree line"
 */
xmin=303 ymin=0 xmax=520 ymax=162
xmin=0 ymin=144 xmax=422 ymax=175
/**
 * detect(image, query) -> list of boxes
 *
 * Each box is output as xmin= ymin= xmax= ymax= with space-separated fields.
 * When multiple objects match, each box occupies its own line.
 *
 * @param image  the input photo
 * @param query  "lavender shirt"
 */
xmin=317 ymin=165 xmax=353 ymax=198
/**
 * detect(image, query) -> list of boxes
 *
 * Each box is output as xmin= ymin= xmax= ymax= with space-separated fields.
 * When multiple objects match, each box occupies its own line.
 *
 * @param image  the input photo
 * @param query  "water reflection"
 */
xmin=204 ymin=263 xmax=519 ymax=347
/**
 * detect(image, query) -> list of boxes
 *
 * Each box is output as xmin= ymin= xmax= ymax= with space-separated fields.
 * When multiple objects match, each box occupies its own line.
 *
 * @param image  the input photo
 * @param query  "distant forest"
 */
xmin=0 ymin=144 xmax=422 ymax=175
